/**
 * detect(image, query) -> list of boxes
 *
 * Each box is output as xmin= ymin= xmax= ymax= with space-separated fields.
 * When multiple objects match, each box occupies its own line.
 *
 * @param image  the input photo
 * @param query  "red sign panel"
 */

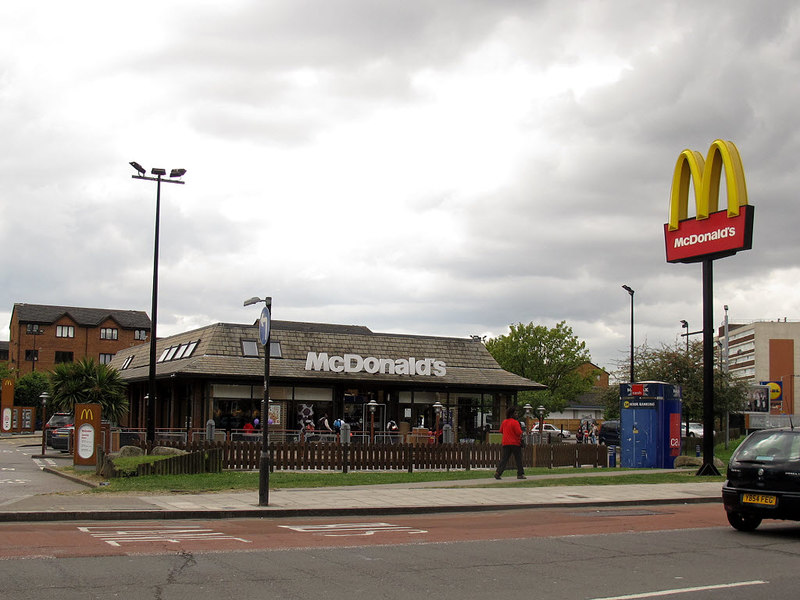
xmin=669 ymin=413 xmax=681 ymax=456
xmin=664 ymin=205 xmax=754 ymax=263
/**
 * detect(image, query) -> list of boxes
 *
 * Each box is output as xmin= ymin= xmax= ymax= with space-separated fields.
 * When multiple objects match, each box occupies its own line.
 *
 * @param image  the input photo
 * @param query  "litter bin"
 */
xmin=608 ymin=445 xmax=616 ymax=468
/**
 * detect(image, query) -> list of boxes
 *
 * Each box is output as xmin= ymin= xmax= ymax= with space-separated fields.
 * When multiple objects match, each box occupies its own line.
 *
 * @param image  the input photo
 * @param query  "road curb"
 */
xmin=40 ymin=466 xmax=98 ymax=488
xmin=0 ymin=495 xmax=721 ymax=523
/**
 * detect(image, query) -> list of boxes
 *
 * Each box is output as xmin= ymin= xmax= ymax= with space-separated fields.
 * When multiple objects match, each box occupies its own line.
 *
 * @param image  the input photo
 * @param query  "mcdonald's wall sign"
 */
xmin=664 ymin=139 xmax=754 ymax=264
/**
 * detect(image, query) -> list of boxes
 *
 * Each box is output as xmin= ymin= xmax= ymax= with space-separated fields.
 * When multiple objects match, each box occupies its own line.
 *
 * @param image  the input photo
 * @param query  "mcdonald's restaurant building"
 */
xmin=109 ymin=321 xmax=545 ymax=439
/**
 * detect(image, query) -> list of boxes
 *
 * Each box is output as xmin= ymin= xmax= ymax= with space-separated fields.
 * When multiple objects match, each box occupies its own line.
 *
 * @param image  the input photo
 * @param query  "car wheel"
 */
xmin=726 ymin=511 xmax=762 ymax=532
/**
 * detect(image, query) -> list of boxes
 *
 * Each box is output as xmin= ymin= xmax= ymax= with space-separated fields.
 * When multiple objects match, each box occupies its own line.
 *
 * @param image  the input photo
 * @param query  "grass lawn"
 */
xmin=72 ymin=466 xmax=724 ymax=494
xmin=57 ymin=437 xmax=740 ymax=494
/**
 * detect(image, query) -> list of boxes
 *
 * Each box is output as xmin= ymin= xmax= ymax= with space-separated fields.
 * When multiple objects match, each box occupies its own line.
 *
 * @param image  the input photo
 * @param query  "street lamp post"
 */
xmin=29 ymin=327 xmax=44 ymax=373
xmin=130 ymin=162 xmax=186 ymax=444
xmin=536 ymin=405 xmax=546 ymax=445
xmin=367 ymin=399 xmax=378 ymax=444
xmin=523 ymin=403 xmax=533 ymax=446
xmin=244 ymin=296 xmax=272 ymax=506
xmin=39 ymin=391 xmax=49 ymax=456
xmin=622 ymin=285 xmax=635 ymax=383
xmin=432 ymin=400 xmax=443 ymax=444
xmin=680 ymin=320 xmax=689 ymax=354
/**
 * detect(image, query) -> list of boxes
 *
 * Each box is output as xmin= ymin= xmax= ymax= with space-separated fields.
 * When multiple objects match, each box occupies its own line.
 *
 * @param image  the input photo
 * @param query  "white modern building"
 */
xmin=723 ymin=320 xmax=800 ymax=418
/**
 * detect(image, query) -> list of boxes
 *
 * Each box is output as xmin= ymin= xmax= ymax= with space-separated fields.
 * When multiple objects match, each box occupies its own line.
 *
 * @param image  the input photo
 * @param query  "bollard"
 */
xmin=696 ymin=444 xmax=701 ymax=457
xmin=442 ymin=423 xmax=454 ymax=444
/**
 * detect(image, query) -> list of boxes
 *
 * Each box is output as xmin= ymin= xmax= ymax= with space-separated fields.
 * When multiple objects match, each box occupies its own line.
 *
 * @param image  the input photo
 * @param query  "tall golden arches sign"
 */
xmin=667 ymin=139 xmax=748 ymax=231
xmin=663 ymin=139 xmax=753 ymax=264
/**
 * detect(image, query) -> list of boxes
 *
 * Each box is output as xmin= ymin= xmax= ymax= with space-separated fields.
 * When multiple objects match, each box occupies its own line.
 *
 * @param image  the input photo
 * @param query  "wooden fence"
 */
xmin=141 ymin=440 xmax=609 ymax=472
xmin=136 ymin=448 xmax=223 ymax=476
xmin=97 ymin=447 xmax=223 ymax=478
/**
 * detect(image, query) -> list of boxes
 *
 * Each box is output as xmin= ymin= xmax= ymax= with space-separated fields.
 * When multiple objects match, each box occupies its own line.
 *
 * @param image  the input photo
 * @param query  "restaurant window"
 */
xmin=121 ymin=355 xmax=134 ymax=370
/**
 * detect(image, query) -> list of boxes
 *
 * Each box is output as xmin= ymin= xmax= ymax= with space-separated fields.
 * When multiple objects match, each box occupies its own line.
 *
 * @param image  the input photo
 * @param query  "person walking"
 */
xmin=494 ymin=406 xmax=526 ymax=480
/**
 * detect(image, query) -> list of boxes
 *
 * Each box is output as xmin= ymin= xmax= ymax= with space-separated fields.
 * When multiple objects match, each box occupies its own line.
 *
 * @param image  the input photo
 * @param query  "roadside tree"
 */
xmin=486 ymin=321 xmax=594 ymax=413
xmin=603 ymin=340 xmax=747 ymax=430
xmin=49 ymin=357 xmax=128 ymax=423
xmin=14 ymin=371 xmax=50 ymax=407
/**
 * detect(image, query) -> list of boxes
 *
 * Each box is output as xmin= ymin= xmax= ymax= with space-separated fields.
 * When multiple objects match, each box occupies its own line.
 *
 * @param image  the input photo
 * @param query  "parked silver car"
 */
xmin=531 ymin=423 xmax=571 ymax=439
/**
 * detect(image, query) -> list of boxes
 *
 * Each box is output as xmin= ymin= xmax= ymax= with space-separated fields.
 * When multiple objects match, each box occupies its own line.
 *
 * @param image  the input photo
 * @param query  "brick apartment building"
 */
xmin=8 ymin=303 xmax=151 ymax=376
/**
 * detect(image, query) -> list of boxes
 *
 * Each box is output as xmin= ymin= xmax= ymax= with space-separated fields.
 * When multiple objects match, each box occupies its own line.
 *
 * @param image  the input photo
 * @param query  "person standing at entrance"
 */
xmin=318 ymin=413 xmax=332 ymax=432
xmin=494 ymin=406 xmax=526 ymax=480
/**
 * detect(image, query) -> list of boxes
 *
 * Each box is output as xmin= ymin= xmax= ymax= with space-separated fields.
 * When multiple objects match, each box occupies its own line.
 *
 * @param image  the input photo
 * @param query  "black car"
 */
xmin=598 ymin=420 xmax=620 ymax=446
xmin=45 ymin=413 xmax=73 ymax=447
xmin=50 ymin=426 xmax=74 ymax=452
xmin=723 ymin=427 xmax=800 ymax=531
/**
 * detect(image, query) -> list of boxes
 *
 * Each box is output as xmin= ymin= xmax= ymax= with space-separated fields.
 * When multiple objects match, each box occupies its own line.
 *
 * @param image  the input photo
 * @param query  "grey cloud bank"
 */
xmin=2 ymin=1 xmax=799 ymax=374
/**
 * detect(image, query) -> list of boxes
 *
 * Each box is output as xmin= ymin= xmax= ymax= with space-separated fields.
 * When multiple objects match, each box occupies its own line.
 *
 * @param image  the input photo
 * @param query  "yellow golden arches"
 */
xmin=667 ymin=139 xmax=748 ymax=231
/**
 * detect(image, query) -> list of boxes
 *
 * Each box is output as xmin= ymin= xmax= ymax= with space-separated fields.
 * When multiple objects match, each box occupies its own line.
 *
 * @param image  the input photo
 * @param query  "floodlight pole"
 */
xmin=130 ymin=164 xmax=185 ymax=444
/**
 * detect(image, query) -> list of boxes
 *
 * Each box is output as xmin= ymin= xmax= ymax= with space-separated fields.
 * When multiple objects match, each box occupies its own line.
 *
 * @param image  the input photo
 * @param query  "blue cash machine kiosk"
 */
xmin=620 ymin=382 xmax=682 ymax=469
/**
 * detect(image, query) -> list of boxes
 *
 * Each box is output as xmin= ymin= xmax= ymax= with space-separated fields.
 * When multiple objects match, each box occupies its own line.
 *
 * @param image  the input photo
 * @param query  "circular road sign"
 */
xmin=259 ymin=306 xmax=271 ymax=346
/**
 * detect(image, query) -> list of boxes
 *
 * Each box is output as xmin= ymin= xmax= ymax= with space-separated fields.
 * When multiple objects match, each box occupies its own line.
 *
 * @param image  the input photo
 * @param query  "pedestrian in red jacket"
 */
xmin=494 ymin=406 xmax=526 ymax=480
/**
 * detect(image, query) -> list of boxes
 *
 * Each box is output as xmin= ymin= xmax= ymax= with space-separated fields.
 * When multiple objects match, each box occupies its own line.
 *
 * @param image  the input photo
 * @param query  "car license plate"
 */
xmin=742 ymin=493 xmax=777 ymax=507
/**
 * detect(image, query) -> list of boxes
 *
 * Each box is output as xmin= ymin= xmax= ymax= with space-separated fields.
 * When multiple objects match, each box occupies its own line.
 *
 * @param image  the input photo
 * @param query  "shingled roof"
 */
xmin=12 ymin=303 xmax=151 ymax=329
xmin=111 ymin=321 xmax=545 ymax=391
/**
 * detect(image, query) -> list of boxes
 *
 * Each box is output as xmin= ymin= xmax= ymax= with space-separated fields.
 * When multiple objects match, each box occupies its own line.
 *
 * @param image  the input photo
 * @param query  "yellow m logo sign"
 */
xmin=80 ymin=408 xmax=94 ymax=421
xmin=667 ymin=139 xmax=748 ymax=232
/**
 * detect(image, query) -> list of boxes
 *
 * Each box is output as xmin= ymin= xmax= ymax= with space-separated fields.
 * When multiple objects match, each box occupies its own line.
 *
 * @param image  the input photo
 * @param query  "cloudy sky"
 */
xmin=2 ymin=1 xmax=799 ymax=373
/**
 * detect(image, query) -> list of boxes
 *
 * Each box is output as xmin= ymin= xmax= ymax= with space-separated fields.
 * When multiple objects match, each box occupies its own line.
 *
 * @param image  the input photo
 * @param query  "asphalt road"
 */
xmin=0 ymin=435 xmax=798 ymax=599
xmin=0 ymin=437 xmax=85 ymax=507
xmin=0 ymin=508 xmax=798 ymax=599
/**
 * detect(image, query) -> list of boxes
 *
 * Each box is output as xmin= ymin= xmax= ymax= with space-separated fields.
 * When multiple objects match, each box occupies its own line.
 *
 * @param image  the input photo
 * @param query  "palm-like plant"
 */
xmin=49 ymin=357 xmax=128 ymax=424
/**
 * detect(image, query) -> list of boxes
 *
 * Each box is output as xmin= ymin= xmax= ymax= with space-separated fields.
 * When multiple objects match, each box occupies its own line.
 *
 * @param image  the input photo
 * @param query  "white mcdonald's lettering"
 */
xmin=673 ymin=226 xmax=737 ymax=248
xmin=305 ymin=352 xmax=447 ymax=377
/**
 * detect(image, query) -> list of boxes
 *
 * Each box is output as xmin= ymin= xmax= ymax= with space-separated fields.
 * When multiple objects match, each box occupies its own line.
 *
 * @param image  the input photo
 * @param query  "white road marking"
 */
xmin=590 ymin=580 xmax=767 ymax=600
xmin=77 ymin=525 xmax=252 ymax=547
xmin=1 ymin=467 xmax=15 ymax=471
xmin=279 ymin=522 xmax=428 ymax=537
xmin=0 ymin=479 xmax=29 ymax=484
xmin=32 ymin=458 xmax=57 ymax=469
